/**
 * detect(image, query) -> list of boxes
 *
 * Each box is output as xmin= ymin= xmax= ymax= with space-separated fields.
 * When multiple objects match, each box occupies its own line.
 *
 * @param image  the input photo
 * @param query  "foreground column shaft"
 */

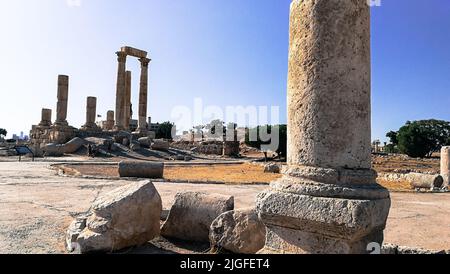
xmin=442 ymin=147 xmax=450 ymax=187
xmin=138 ymin=58 xmax=151 ymax=131
xmin=115 ymin=52 xmax=127 ymax=130
xmin=56 ymin=75 xmax=69 ymax=125
xmin=256 ymin=0 xmax=390 ymax=254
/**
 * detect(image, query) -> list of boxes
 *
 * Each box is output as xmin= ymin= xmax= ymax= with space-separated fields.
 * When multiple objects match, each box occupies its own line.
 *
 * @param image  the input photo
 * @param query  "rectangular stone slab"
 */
xmin=120 ymin=46 xmax=147 ymax=58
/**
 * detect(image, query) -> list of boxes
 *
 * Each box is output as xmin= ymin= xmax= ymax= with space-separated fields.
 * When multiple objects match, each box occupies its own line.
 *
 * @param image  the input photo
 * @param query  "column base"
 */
xmin=256 ymin=167 xmax=391 ymax=254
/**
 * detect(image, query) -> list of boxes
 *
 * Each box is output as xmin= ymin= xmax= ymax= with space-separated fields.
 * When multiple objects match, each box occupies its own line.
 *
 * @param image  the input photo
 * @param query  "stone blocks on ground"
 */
xmin=118 ymin=161 xmax=164 ymax=179
xmin=64 ymin=137 xmax=86 ymax=154
xmin=210 ymin=208 xmax=266 ymax=254
xmin=43 ymin=143 xmax=65 ymax=157
xmin=406 ymin=173 xmax=444 ymax=190
xmin=66 ymin=181 xmax=162 ymax=253
xmin=151 ymin=139 xmax=169 ymax=151
xmin=161 ymin=192 xmax=234 ymax=242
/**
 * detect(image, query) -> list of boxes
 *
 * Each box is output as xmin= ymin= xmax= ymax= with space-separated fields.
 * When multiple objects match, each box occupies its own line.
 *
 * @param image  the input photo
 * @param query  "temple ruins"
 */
xmin=30 ymin=46 xmax=155 ymax=151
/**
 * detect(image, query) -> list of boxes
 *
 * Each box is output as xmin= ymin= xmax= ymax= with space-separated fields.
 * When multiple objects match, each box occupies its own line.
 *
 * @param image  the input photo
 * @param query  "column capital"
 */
xmin=116 ymin=51 xmax=128 ymax=63
xmin=139 ymin=57 xmax=151 ymax=68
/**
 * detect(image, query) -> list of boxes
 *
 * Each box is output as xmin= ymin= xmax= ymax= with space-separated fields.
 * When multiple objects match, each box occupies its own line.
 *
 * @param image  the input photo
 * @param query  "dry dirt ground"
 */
xmin=0 ymin=158 xmax=449 ymax=254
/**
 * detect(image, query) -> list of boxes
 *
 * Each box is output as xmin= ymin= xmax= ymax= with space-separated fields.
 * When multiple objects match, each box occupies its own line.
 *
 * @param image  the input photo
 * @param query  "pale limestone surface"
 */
xmin=210 ymin=208 xmax=266 ymax=254
xmin=161 ymin=192 xmax=234 ymax=242
xmin=71 ymin=181 xmax=162 ymax=253
xmin=255 ymin=0 xmax=391 ymax=254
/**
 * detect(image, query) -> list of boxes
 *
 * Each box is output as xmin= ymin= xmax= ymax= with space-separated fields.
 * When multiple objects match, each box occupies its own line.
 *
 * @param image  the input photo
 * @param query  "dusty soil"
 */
xmin=0 ymin=158 xmax=449 ymax=254
xmin=61 ymin=163 xmax=281 ymax=184
xmin=373 ymin=154 xmax=440 ymax=174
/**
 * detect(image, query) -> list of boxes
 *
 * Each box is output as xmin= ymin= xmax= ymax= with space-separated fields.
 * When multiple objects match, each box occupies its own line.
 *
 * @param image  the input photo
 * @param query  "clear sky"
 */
xmin=0 ymin=0 xmax=449 ymax=141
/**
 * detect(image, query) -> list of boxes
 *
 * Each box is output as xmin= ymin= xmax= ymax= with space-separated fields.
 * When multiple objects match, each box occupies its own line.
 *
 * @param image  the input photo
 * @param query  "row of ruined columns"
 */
xmin=38 ymin=75 xmax=114 ymax=131
xmin=115 ymin=51 xmax=151 ymax=132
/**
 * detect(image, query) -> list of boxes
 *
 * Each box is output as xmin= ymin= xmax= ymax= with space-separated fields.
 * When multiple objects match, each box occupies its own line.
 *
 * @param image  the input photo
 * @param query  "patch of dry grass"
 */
xmin=62 ymin=163 xmax=281 ymax=184
xmin=377 ymin=179 xmax=413 ymax=192
xmin=164 ymin=163 xmax=281 ymax=184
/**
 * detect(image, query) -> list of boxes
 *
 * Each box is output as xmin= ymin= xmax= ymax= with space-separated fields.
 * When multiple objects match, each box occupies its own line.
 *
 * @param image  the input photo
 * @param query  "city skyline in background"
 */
xmin=0 ymin=0 xmax=449 ymax=141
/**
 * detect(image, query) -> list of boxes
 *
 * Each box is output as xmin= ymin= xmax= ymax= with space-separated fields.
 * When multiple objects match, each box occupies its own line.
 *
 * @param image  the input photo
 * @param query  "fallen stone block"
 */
xmin=138 ymin=137 xmax=152 ymax=148
xmin=161 ymin=192 xmax=234 ymax=242
xmin=43 ymin=143 xmax=65 ymax=157
xmin=210 ymin=208 xmax=266 ymax=254
xmin=67 ymin=181 xmax=162 ymax=253
xmin=118 ymin=161 xmax=164 ymax=179
xmin=64 ymin=137 xmax=86 ymax=153
xmin=407 ymin=173 xmax=444 ymax=190
xmin=151 ymin=139 xmax=169 ymax=151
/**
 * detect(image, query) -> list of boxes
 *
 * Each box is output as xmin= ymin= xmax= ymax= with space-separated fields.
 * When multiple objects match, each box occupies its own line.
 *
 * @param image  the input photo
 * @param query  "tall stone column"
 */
xmin=441 ymin=147 xmax=450 ymax=187
xmin=137 ymin=57 xmax=151 ymax=132
xmin=55 ymin=75 xmax=69 ymax=126
xmin=39 ymin=108 xmax=52 ymax=127
xmin=123 ymin=71 xmax=132 ymax=130
xmin=115 ymin=52 xmax=127 ymax=130
xmin=82 ymin=97 xmax=98 ymax=130
xmin=256 ymin=0 xmax=391 ymax=254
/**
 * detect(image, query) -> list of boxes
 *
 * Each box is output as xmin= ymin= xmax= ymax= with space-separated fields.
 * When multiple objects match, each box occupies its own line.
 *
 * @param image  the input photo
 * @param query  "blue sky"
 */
xmin=0 ymin=0 xmax=449 ymax=142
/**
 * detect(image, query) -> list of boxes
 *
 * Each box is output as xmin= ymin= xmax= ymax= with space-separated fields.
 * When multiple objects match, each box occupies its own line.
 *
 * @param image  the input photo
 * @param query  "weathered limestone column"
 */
xmin=82 ymin=97 xmax=98 ymax=130
xmin=39 ymin=108 xmax=52 ymax=127
xmin=256 ymin=0 xmax=391 ymax=254
xmin=124 ymin=71 xmax=132 ymax=130
xmin=115 ymin=52 xmax=127 ymax=130
xmin=55 ymin=75 xmax=69 ymax=126
xmin=137 ymin=57 xmax=151 ymax=132
xmin=105 ymin=110 xmax=115 ymax=130
xmin=441 ymin=147 xmax=450 ymax=187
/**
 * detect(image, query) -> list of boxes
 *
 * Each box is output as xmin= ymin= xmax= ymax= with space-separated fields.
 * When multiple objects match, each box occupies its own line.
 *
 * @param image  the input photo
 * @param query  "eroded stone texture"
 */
xmin=255 ymin=0 xmax=391 ymax=254
xmin=161 ymin=192 xmax=234 ymax=242
xmin=441 ymin=147 xmax=450 ymax=187
xmin=210 ymin=208 xmax=266 ymax=254
xmin=68 ymin=181 xmax=162 ymax=253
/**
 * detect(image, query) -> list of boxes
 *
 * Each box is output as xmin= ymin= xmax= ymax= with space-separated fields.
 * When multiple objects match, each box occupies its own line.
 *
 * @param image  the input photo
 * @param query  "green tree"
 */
xmin=156 ymin=122 xmax=175 ymax=140
xmin=245 ymin=124 xmax=287 ymax=161
xmin=0 ymin=128 xmax=6 ymax=138
xmin=395 ymin=120 xmax=450 ymax=158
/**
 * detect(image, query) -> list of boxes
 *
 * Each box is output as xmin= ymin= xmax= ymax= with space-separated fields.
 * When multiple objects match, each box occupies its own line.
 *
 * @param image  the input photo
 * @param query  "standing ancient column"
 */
xmin=124 ymin=71 xmax=132 ymax=130
xmin=115 ymin=52 xmax=127 ymax=130
xmin=55 ymin=75 xmax=69 ymax=126
xmin=39 ymin=108 xmax=52 ymax=127
xmin=82 ymin=97 xmax=98 ymax=130
xmin=137 ymin=57 xmax=151 ymax=132
xmin=256 ymin=0 xmax=391 ymax=254
xmin=105 ymin=110 xmax=115 ymax=131
xmin=441 ymin=147 xmax=450 ymax=187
